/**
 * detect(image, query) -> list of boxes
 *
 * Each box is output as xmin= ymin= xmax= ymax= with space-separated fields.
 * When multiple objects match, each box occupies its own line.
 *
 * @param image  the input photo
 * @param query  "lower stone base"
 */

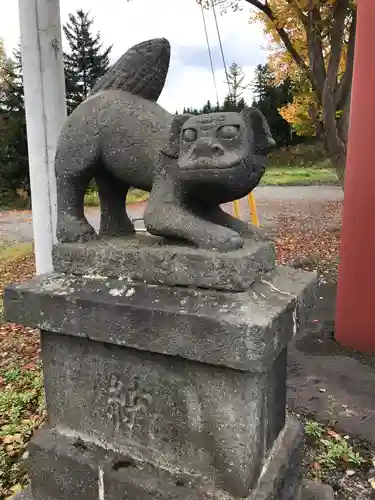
xmin=15 ymin=417 xmax=312 ymax=500
xmin=15 ymin=481 xmax=334 ymax=500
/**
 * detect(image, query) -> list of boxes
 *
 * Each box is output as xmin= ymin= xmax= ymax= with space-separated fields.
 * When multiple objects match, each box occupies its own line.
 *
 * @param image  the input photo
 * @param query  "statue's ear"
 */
xmin=241 ymin=107 xmax=276 ymax=155
xmin=162 ymin=113 xmax=193 ymax=158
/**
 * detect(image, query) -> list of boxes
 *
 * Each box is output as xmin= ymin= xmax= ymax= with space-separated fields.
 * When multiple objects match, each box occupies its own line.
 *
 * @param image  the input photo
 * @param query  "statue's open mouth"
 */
xmin=179 ymin=157 xmax=243 ymax=171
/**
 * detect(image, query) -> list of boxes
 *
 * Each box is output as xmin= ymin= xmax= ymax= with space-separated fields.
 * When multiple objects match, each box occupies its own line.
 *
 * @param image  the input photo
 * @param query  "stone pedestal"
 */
xmin=4 ymin=235 xmax=329 ymax=499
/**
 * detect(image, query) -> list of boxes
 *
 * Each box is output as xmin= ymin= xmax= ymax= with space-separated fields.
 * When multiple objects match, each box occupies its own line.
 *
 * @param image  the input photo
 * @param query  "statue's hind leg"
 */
xmin=55 ymin=150 xmax=97 ymax=243
xmin=96 ymin=170 xmax=135 ymax=237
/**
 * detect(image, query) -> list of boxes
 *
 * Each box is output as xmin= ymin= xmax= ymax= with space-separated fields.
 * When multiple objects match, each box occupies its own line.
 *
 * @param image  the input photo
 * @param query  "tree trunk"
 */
xmin=322 ymin=131 xmax=346 ymax=187
xmin=322 ymin=79 xmax=348 ymax=188
xmin=331 ymin=94 xmax=351 ymax=187
xmin=330 ymin=150 xmax=346 ymax=186
xmin=218 ymin=0 xmax=356 ymax=188
xmin=322 ymin=118 xmax=347 ymax=187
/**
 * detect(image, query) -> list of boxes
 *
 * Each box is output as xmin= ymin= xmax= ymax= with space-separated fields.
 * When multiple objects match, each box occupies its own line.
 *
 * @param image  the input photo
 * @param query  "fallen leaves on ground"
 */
xmin=0 ymin=364 xmax=45 ymax=498
xmin=269 ymin=200 xmax=342 ymax=280
xmin=0 ymin=249 xmax=43 ymax=498
xmin=276 ymin=228 xmax=341 ymax=278
xmin=0 ymin=247 xmax=35 ymax=293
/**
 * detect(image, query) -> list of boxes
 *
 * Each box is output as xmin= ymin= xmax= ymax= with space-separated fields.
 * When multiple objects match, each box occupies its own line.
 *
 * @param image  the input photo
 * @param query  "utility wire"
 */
xmin=211 ymin=0 xmax=231 ymax=93
xmin=200 ymin=3 xmax=220 ymax=107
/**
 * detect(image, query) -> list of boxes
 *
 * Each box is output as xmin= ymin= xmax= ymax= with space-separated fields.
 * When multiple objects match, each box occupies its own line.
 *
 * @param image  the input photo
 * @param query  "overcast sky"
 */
xmin=0 ymin=0 xmax=267 ymax=113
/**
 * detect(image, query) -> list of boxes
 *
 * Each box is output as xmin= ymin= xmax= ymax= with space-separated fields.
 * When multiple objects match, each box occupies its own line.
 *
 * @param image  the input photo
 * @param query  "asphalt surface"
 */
xmin=0 ymin=186 xmax=343 ymax=246
xmin=288 ymin=281 xmax=375 ymax=446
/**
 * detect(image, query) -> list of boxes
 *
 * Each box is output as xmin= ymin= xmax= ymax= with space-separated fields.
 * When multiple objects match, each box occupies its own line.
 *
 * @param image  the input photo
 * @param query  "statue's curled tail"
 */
xmin=89 ymin=38 xmax=170 ymax=102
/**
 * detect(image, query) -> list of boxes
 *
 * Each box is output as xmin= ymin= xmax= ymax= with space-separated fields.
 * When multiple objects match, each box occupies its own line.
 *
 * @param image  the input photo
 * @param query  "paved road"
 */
xmin=249 ymin=185 xmax=343 ymax=201
xmin=0 ymin=186 xmax=343 ymax=246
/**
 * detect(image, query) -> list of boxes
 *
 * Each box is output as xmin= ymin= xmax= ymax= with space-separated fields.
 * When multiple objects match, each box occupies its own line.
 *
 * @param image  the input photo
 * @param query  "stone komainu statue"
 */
xmin=55 ymin=38 xmax=275 ymax=250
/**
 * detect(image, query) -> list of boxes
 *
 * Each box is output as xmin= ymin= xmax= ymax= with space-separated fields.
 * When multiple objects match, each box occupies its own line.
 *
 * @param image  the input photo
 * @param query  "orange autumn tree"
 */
xmin=200 ymin=0 xmax=356 ymax=183
xmin=265 ymin=35 xmax=323 ymax=138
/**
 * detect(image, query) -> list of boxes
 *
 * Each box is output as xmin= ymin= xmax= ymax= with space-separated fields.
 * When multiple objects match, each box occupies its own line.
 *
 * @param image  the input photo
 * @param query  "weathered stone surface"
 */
xmin=4 ymin=265 xmax=317 ymax=372
xmin=265 ymin=348 xmax=287 ymax=452
xmin=55 ymin=36 xmax=274 ymax=250
xmin=52 ymin=234 xmax=276 ymax=291
xmin=4 ymin=264 xmax=317 ymax=498
xmin=300 ymin=481 xmax=335 ymax=500
xmin=40 ymin=329 xmax=283 ymax=495
xmin=5 ymin=227 xmax=320 ymax=500
xmin=250 ymin=416 xmax=303 ymax=500
xmin=19 ymin=417 xmax=304 ymax=500
xmin=15 ymin=480 xmax=335 ymax=500
xmin=27 ymin=429 xmax=100 ymax=500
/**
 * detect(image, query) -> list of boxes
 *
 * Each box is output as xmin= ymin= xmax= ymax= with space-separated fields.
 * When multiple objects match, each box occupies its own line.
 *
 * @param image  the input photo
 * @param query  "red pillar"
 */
xmin=335 ymin=0 xmax=375 ymax=352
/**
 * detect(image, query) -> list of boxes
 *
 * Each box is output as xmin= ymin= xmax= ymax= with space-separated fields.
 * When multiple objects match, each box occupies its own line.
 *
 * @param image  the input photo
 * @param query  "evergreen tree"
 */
xmin=183 ymin=106 xmax=199 ymax=115
xmin=1 ymin=49 xmax=24 ymax=118
xmin=0 ymin=47 xmax=29 ymax=197
xmin=63 ymin=9 xmax=112 ymax=113
xmin=252 ymin=64 xmax=270 ymax=103
xmin=182 ymin=98 xmax=245 ymax=116
xmin=201 ymin=100 xmax=220 ymax=114
xmin=221 ymin=95 xmax=238 ymax=112
xmin=236 ymin=97 xmax=246 ymax=111
xmin=226 ymin=62 xmax=249 ymax=106
xmin=252 ymin=64 xmax=295 ymax=146
xmin=183 ymin=100 xmax=221 ymax=115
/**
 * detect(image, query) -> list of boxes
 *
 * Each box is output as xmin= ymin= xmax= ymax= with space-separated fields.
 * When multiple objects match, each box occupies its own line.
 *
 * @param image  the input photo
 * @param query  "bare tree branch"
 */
xmin=338 ymin=91 xmax=351 ymax=143
xmin=321 ymin=0 xmax=350 ymax=159
xmin=243 ymin=0 xmax=313 ymax=82
xmin=325 ymin=0 xmax=350 ymax=89
xmin=306 ymin=4 xmax=326 ymax=101
xmin=205 ymin=0 xmax=355 ymax=179
xmin=243 ymin=0 xmax=268 ymax=13
xmin=335 ymin=10 xmax=356 ymax=111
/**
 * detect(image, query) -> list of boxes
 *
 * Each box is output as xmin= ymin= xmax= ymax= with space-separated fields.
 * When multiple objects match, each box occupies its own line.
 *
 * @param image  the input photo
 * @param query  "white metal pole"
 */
xmin=18 ymin=0 xmax=66 ymax=274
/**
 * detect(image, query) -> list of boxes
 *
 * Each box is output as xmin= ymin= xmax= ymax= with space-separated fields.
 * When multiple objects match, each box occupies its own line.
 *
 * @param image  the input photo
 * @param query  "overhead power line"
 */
xmin=211 ymin=0 xmax=231 ymax=93
xmin=200 ymin=3 xmax=220 ymax=107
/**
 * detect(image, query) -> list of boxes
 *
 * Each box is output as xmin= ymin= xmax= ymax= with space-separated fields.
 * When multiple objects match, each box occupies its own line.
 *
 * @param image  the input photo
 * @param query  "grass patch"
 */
xmin=84 ymin=188 xmax=149 ymax=207
xmin=0 ymin=244 xmax=33 ymax=267
xmin=127 ymin=189 xmax=149 ymax=204
xmin=268 ymin=141 xmax=330 ymax=168
xmin=0 ymin=363 xmax=45 ymax=498
xmin=301 ymin=416 xmax=374 ymax=498
xmin=0 ymin=191 xmax=30 ymax=212
xmin=84 ymin=191 xmax=99 ymax=207
xmin=304 ymin=420 xmax=367 ymax=472
xmin=262 ymin=166 xmax=338 ymax=186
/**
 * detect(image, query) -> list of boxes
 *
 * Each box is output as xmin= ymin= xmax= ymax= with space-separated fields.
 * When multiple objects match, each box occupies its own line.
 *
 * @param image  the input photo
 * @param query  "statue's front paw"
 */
xmin=57 ymin=216 xmax=97 ymax=243
xmin=240 ymin=222 xmax=267 ymax=241
xmin=203 ymin=228 xmax=244 ymax=251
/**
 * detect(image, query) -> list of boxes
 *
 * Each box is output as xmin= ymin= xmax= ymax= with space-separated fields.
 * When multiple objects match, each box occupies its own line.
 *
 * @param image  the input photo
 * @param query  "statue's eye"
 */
xmin=182 ymin=128 xmax=197 ymax=142
xmin=217 ymin=125 xmax=240 ymax=139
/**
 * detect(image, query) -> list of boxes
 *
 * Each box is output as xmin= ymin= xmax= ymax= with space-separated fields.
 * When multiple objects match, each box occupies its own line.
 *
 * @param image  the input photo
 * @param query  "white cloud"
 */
xmin=0 ymin=0 xmax=267 ymax=112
